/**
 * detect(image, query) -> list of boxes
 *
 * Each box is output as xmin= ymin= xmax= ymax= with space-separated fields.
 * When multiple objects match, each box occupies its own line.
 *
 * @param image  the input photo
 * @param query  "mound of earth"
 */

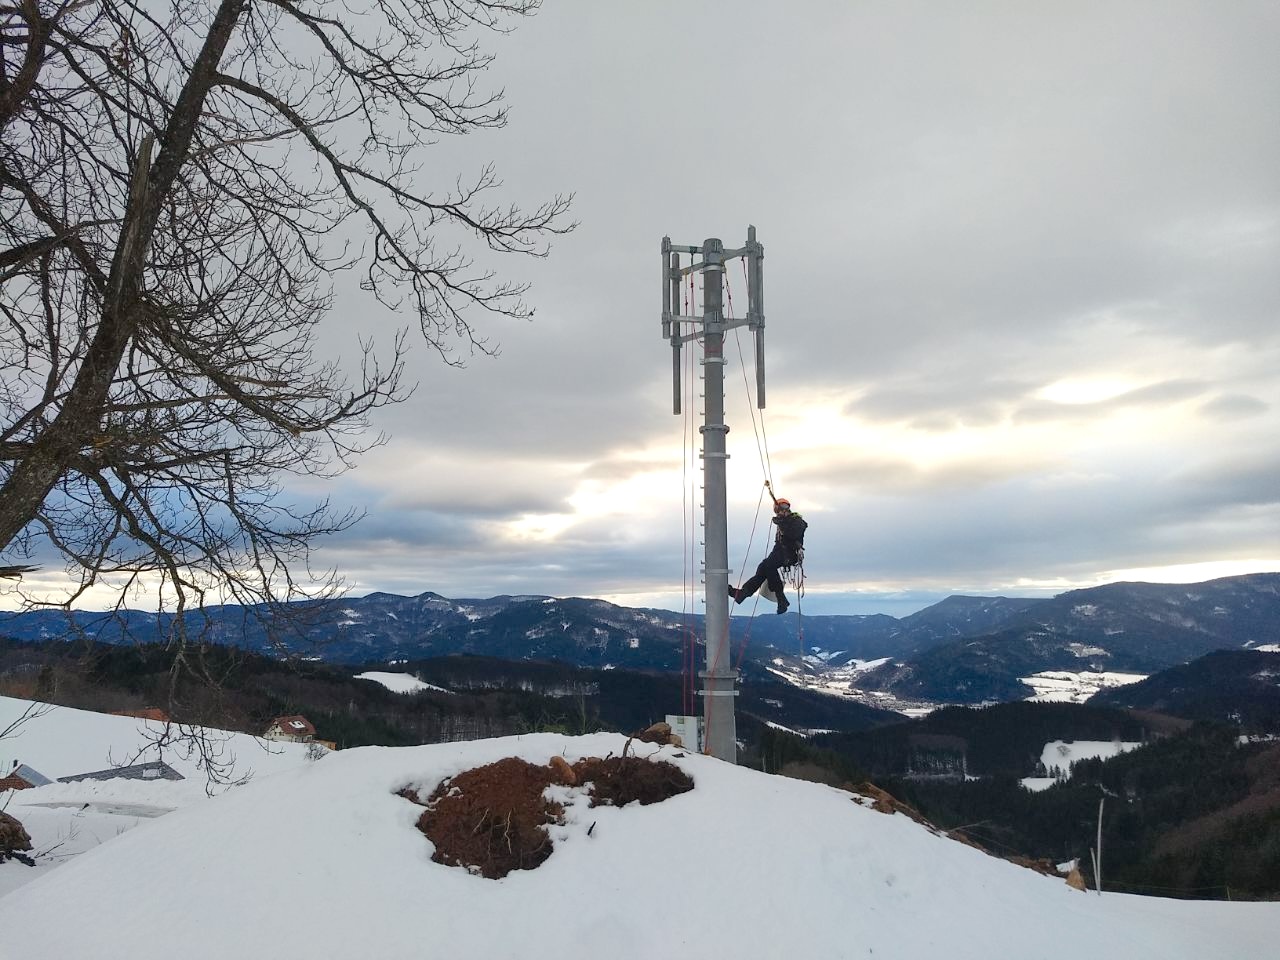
xmin=401 ymin=751 xmax=693 ymax=879
xmin=0 ymin=811 xmax=32 ymax=865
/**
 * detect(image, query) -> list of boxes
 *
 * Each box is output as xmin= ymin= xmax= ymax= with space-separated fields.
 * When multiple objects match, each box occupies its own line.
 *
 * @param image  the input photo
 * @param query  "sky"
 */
xmin=316 ymin=0 xmax=1280 ymax=616
xmin=7 ymin=1 xmax=1280 ymax=617
xmin=1 ymin=693 xmax=1276 ymax=959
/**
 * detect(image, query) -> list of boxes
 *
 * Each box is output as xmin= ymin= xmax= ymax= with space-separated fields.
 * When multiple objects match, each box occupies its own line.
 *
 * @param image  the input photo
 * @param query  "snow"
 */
xmin=1 ymin=698 xmax=1276 ymax=960
xmin=1021 ymin=670 xmax=1147 ymax=703
xmin=1021 ymin=777 xmax=1059 ymax=793
xmin=0 ymin=698 xmax=311 ymax=784
xmin=1067 ymin=642 xmax=1110 ymax=657
xmin=356 ymin=671 xmax=453 ymax=695
xmin=0 ymin=696 xmax=318 ymax=899
xmin=1035 ymin=739 xmax=1143 ymax=781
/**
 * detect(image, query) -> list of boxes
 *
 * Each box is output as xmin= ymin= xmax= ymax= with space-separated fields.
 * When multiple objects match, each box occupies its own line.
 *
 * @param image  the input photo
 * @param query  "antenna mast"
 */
xmin=660 ymin=227 xmax=766 ymax=763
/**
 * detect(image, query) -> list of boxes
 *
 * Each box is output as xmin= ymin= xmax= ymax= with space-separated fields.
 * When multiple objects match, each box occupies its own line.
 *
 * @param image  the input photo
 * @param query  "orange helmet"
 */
xmin=774 ymin=498 xmax=791 ymax=510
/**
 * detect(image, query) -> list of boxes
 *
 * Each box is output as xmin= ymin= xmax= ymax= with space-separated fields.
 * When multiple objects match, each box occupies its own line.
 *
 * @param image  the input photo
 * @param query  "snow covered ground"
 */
xmin=769 ymin=657 xmax=938 ymax=717
xmin=778 ymin=660 xmax=1145 ymax=716
xmin=1020 ymin=670 xmax=1148 ymax=703
xmin=356 ymin=670 xmax=453 ymax=695
xmin=0 ymin=696 xmax=317 ymax=898
xmin=0 ymin=698 xmax=1276 ymax=959
xmin=1021 ymin=739 xmax=1145 ymax=792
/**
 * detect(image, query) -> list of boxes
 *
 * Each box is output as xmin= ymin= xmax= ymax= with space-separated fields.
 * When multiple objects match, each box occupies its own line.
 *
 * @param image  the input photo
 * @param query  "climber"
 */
xmin=729 ymin=496 xmax=807 ymax=614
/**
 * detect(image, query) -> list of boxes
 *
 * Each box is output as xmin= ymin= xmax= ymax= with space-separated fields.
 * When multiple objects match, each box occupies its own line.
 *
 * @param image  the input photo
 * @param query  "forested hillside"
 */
xmin=0 ymin=637 xmax=899 ymax=756
xmin=1088 ymin=649 xmax=1280 ymax=731
xmin=813 ymin=701 xmax=1150 ymax=779
xmin=890 ymin=724 xmax=1280 ymax=899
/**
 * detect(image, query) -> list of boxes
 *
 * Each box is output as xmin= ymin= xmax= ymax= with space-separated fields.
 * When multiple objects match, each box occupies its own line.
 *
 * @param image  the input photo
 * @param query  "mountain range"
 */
xmin=1087 ymin=648 xmax=1280 ymax=731
xmin=859 ymin=573 xmax=1280 ymax=702
xmin=1 ymin=572 xmax=1277 ymax=704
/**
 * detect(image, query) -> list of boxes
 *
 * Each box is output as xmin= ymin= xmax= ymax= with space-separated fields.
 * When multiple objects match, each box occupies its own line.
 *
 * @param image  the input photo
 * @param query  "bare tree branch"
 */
xmin=0 ymin=0 xmax=571 ymax=733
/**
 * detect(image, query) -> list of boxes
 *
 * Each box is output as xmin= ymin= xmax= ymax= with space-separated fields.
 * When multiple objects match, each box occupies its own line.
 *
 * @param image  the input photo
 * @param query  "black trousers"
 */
xmin=738 ymin=544 xmax=793 ymax=601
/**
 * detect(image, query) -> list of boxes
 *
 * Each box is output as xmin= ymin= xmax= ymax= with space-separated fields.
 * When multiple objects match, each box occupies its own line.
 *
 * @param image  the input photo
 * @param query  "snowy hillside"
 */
xmin=1021 ymin=739 xmax=1145 ymax=793
xmin=0 ymin=696 xmax=317 ymax=898
xmin=0 ymin=699 xmax=1275 ymax=959
xmin=1020 ymin=669 xmax=1148 ymax=703
xmin=356 ymin=669 xmax=453 ymax=695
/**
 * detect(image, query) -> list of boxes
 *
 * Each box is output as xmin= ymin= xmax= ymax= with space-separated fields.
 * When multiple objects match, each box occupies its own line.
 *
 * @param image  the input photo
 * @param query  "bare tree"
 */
xmin=0 ymin=698 xmax=53 ymax=743
xmin=0 ymin=0 xmax=571 ymax=678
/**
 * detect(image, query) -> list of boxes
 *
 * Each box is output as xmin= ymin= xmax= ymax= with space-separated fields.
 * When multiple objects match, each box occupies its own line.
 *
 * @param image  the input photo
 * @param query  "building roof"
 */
xmin=0 ymin=764 xmax=53 ymax=789
xmin=57 ymin=760 xmax=183 ymax=783
xmin=269 ymin=715 xmax=316 ymax=737
xmin=13 ymin=764 xmax=52 ymax=787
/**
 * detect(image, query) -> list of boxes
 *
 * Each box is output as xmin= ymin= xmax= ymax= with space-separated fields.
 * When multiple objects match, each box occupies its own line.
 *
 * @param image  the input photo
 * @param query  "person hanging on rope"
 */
xmin=729 ymin=494 xmax=807 ymax=614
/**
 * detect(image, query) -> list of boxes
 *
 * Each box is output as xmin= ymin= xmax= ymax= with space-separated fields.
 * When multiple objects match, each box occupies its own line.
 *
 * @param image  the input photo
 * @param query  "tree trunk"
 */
xmin=0 ymin=0 xmax=247 ymax=554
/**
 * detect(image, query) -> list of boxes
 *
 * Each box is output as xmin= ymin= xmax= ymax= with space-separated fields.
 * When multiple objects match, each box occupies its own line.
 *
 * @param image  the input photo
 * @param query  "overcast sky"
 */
xmin=298 ymin=0 xmax=1280 ymax=617
xmin=16 ymin=1 xmax=1280 ymax=618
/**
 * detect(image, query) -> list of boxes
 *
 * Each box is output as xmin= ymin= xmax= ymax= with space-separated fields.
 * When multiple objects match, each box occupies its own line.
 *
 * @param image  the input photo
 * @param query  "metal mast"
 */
xmin=660 ymin=227 xmax=766 ymax=763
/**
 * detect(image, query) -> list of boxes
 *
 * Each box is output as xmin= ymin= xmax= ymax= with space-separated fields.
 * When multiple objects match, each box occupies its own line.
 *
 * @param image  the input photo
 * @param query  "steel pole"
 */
xmin=698 ymin=237 xmax=737 ymax=762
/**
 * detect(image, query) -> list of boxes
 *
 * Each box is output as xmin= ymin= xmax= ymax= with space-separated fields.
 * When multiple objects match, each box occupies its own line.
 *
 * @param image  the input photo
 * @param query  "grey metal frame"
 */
xmin=660 ymin=227 xmax=766 ymax=763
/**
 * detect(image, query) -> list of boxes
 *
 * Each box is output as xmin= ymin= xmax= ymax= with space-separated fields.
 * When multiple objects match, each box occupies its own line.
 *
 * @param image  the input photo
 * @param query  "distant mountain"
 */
xmin=888 ymin=595 xmax=1047 ymax=651
xmin=1087 ymin=649 xmax=1280 ymax=732
xmin=0 ymin=591 xmax=1001 ymax=675
xmin=859 ymin=574 xmax=1280 ymax=703
xmin=1008 ymin=576 xmax=1280 ymax=666
xmin=0 ymin=592 xmax=876 ymax=674
xmin=3 ymin=573 xmax=1277 ymax=704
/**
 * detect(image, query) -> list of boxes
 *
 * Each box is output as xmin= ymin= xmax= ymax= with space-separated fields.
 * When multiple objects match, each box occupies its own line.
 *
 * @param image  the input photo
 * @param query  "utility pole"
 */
xmin=660 ymin=227 xmax=766 ymax=763
xmin=1092 ymin=784 xmax=1116 ymax=895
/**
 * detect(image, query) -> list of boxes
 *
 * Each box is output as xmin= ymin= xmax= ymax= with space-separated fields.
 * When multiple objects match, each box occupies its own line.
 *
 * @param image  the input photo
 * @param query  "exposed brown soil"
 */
xmin=574 ymin=754 xmax=694 ymax=808
xmin=0 ymin=811 xmax=32 ymax=865
xmin=403 ymin=752 xmax=694 ymax=879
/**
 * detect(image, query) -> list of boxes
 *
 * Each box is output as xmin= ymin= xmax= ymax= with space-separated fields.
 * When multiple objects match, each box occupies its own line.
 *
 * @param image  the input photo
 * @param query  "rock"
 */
xmin=1066 ymin=867 xmax=1088 ymax=892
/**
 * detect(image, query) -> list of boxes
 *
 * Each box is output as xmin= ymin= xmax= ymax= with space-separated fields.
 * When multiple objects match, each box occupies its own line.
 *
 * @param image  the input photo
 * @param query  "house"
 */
xmin=263 ymin=715 xmax=316 ymax=743
xmin=57 ymin=760 xmax=183 ymax=783
xmin=0 ymin=762 xmax=53 ymax=792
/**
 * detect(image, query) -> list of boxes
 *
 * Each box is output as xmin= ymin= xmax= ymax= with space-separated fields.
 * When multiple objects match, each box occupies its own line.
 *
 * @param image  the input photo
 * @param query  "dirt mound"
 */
xmin=574 ymin=754 xmax=693 ymax=808
xmin=404 ymin=751 xmax=694 ymax=879
xmin=0 ymin=811 xmax=32 ymax=865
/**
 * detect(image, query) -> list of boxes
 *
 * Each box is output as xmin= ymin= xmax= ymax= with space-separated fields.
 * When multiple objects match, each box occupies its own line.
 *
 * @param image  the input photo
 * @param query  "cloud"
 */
xmin=1198 ymin=394 xmax=1270 ymax=421
xmin=9 ymin=1 xmax=1280 ymax=617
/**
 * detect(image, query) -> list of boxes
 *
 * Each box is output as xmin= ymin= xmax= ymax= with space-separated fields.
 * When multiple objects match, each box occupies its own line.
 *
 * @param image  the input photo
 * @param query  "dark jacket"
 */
xmin=772 ymin=511 xmax=807 ymax=562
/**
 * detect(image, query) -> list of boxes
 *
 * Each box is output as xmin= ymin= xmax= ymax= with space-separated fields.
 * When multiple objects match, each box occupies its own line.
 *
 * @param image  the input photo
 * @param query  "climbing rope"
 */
xmin=726 ymin=263 xmax=774 ymax=488
xmin=724 ymin=263 xmax=801 ymax=671
xmin=678 ymin=258 xmax=808 ymax=745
